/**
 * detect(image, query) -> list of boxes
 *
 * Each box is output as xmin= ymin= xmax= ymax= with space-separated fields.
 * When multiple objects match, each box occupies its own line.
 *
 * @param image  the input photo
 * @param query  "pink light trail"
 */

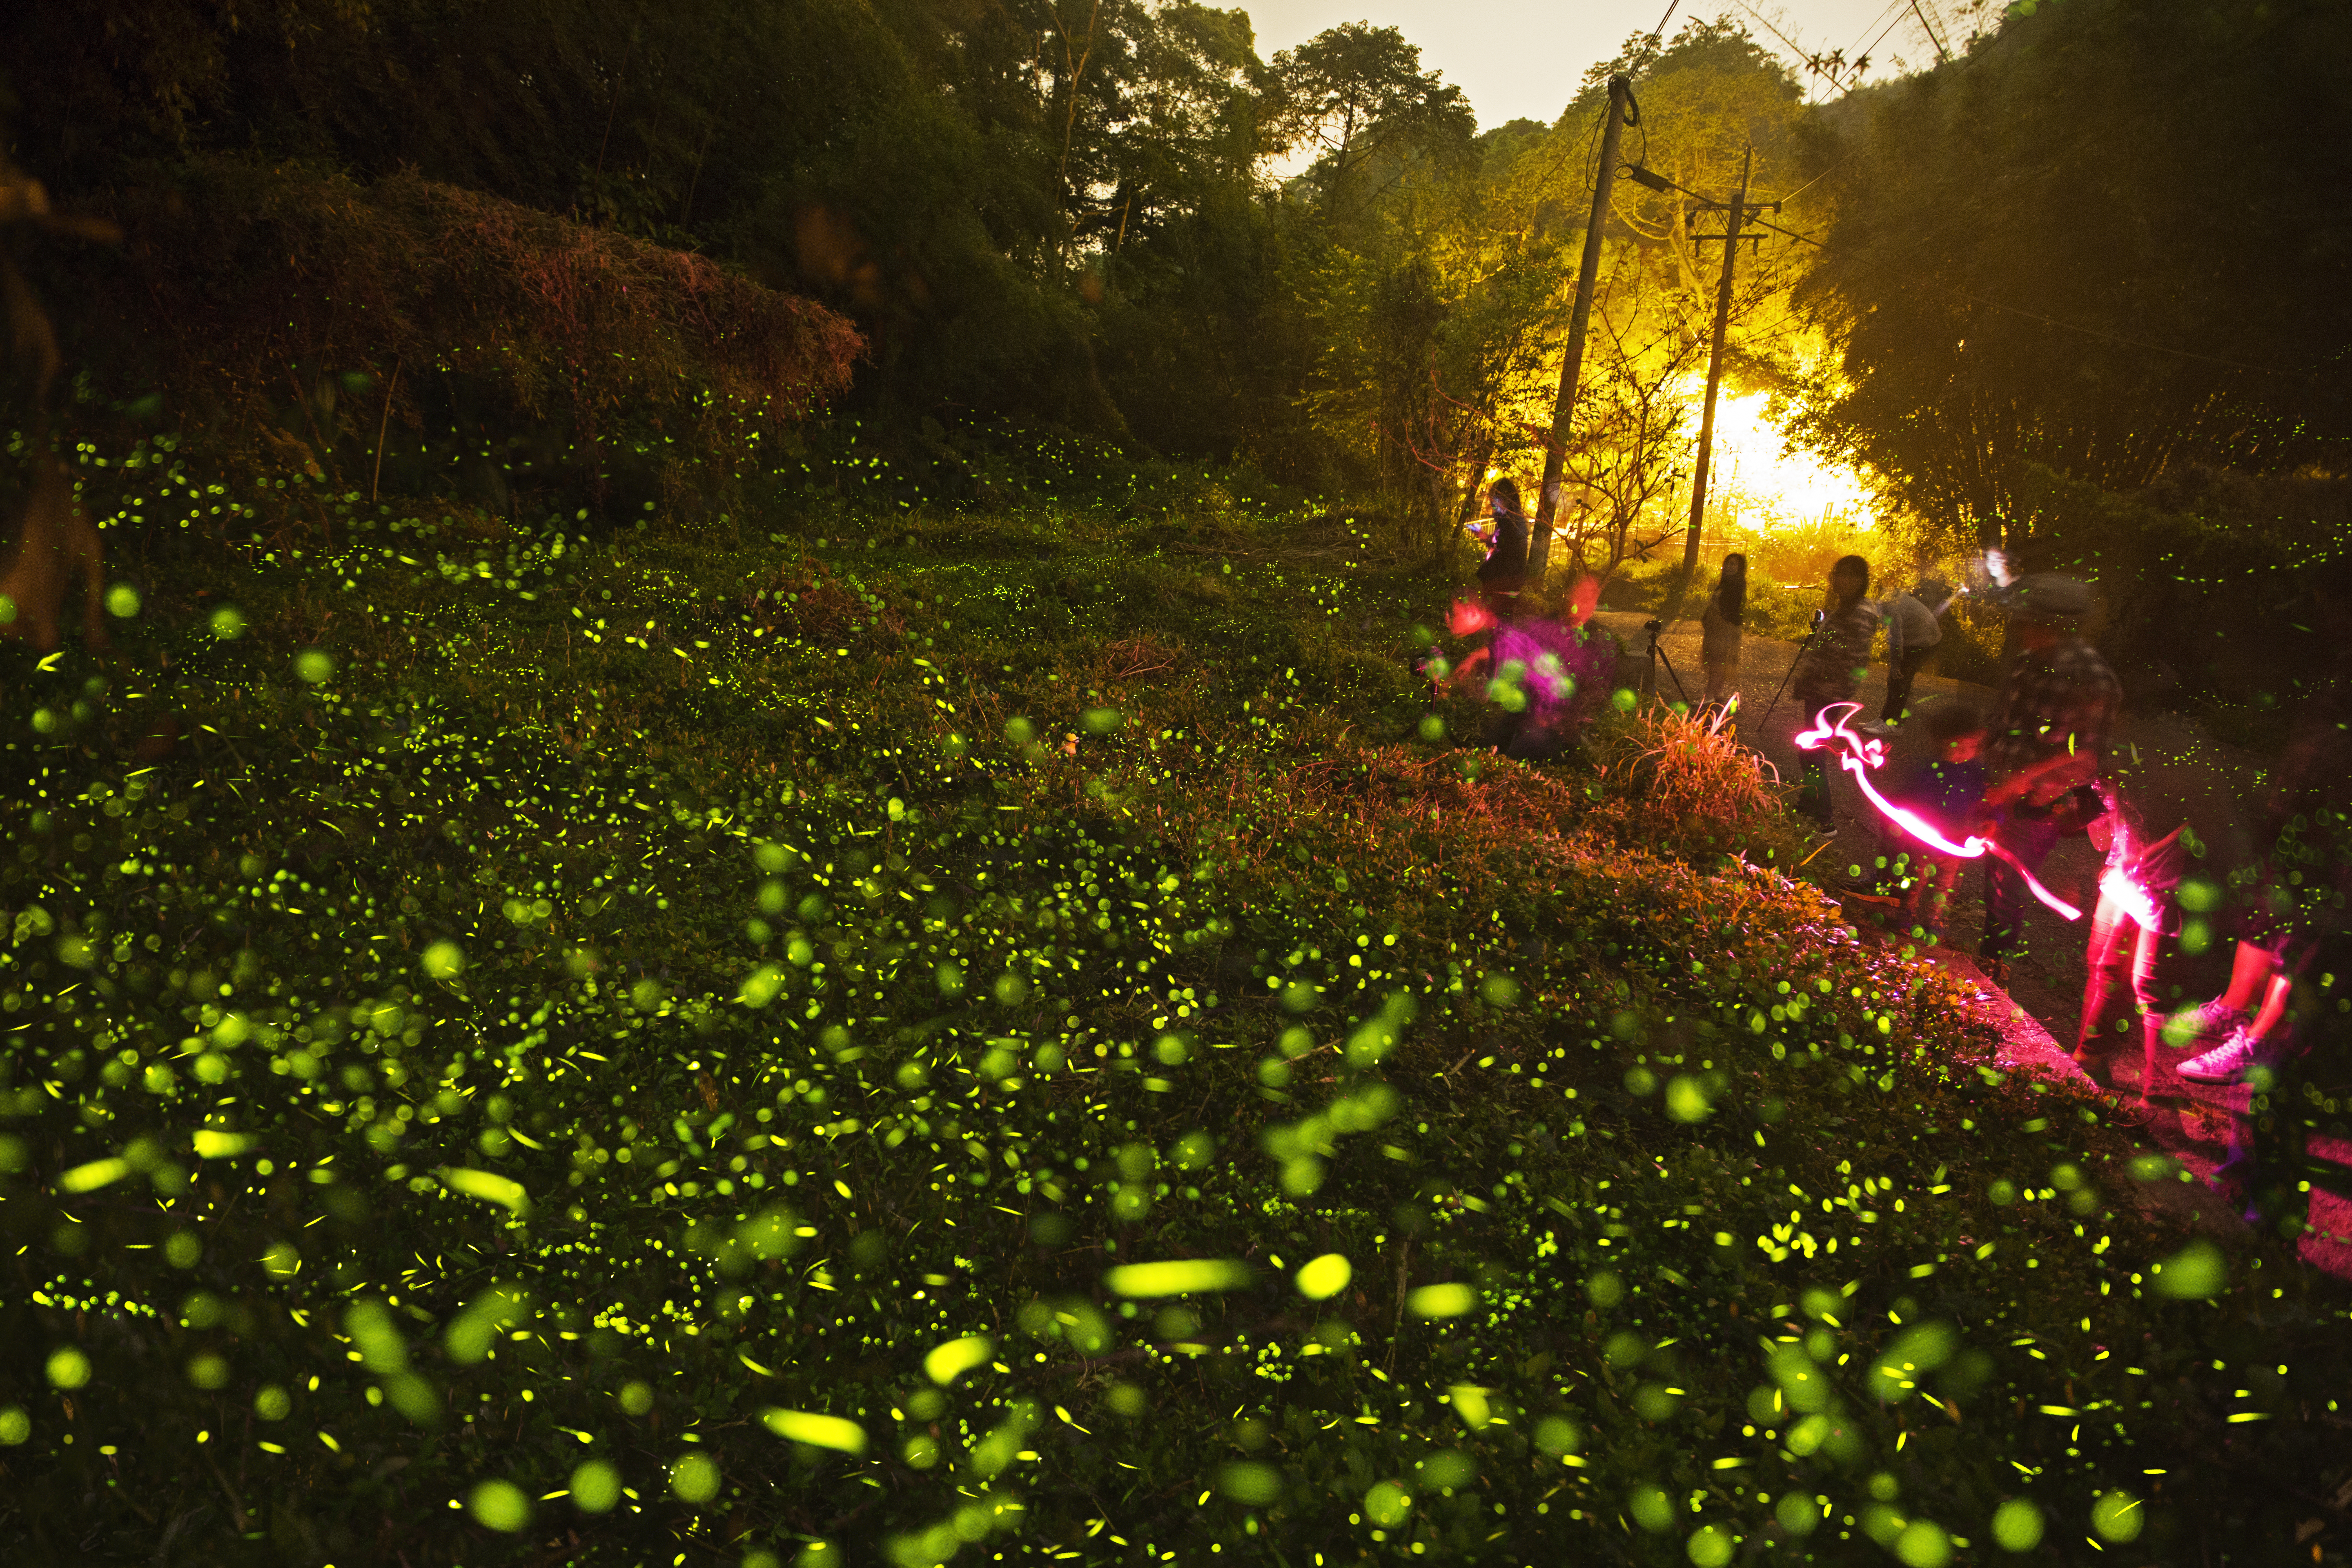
xmin=1791 ymin=702 xmax=2083 ymax=922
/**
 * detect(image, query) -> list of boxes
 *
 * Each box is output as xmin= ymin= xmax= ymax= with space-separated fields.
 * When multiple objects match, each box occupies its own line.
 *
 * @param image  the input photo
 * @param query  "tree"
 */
xmin=1268 ymin=23 xmax=1474 ymax=221
xmin=1285 ymin=107 xmax=1570 ymax=550
xmin=1787 ymin=0 xmax=2352 ymax=551
xmin=1550 ymin=287 xmax=1706 ymax=588
xmin=1466 ymin=20 xmax=1809 ymax=590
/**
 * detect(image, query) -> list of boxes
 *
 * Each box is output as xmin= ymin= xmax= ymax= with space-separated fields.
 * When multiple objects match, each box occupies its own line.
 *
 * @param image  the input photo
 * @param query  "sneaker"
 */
xmin=2178 ymin=1027 xmax=2261 ymax=1085
xmin=2166 ymin=999 xmax=2249 ymax=1049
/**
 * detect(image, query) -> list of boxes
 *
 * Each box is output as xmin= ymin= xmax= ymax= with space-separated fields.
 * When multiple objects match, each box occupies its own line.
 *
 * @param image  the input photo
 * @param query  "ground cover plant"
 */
xmin=3 ymin=444 xmax=2351 ymax=1568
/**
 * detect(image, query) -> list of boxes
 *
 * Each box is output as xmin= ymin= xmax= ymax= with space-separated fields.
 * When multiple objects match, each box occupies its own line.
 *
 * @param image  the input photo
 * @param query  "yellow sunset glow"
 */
xmin=1692 ymin=386 xmax=1876 ymax=533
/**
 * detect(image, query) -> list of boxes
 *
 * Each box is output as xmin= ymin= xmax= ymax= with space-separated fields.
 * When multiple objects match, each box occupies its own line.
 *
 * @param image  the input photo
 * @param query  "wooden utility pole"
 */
xmin=1530 ymin=75 xmax=1634 ymax=588
xmin=1669 ymin=145 xmax=1767 ymax=619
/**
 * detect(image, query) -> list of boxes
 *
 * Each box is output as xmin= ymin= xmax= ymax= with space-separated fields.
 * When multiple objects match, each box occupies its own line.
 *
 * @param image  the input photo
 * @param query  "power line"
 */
xmin=1843 ymin=0 xmax=1910 ymax=67
xmin=1725 ymin=0 xmax=1873 ymax=95
xmin=1856 ymin=6 xmax=1914 ymax=75
xmin=1906 ymin=0 xmax=1953 ymax=64
xmin=1762 ymin=149 xmax=1853 ymax=207
xmin=1648 ymin=0 xmax=1682 ymax=52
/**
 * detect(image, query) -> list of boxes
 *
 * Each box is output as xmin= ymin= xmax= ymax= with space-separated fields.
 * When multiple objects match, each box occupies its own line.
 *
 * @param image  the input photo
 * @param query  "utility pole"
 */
xmin=1530 ymin=75 xmax=1633 ymax=588
xmin=1668 ymin=145 xmax=1769 ymax=619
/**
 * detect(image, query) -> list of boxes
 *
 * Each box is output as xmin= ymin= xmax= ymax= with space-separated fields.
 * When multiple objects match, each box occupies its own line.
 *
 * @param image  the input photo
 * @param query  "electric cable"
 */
xmin=1842 ymin=0 xmax=1911 ymax=71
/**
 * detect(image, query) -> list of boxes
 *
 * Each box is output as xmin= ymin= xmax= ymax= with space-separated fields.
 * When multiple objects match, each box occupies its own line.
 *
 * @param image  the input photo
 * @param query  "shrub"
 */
xmin=1585 ymin=700 xmax=1811 ymax=869
xmin=76 ymin=159 xmax=862 ymax=516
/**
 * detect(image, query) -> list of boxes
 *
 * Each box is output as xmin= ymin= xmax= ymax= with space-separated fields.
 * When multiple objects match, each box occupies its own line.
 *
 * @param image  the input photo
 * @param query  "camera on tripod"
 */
xmin=1633 ymin=617 xmax=1687 ymax=702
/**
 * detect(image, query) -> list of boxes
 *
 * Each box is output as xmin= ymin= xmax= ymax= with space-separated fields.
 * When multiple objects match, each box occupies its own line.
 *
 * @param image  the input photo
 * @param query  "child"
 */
xmin=1869 ymin=704 xmax=1988 ymax=933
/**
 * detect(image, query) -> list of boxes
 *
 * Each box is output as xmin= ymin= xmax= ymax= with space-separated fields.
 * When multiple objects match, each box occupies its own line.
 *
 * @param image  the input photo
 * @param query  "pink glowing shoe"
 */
xmin=2171 ymin=999 xmax=2249 ymax=1048
xmin=2178 ymin=1027 xmax=2262 ymax=1085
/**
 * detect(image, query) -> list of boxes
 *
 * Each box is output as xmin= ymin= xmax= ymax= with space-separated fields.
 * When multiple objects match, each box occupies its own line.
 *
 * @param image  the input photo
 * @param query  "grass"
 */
xmin=2 ymin=437 xmax=2350 ymax=1568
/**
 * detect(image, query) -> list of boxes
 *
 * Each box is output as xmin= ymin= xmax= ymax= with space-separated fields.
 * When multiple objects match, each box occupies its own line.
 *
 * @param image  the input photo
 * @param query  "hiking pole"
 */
xmin=1752 ymin=608 xmax=1823 ymax=737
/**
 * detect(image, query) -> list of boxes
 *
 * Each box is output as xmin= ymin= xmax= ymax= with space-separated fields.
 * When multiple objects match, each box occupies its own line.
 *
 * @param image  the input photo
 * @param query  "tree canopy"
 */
xmin=7 ymin=0 xmax=2343 ymax=567
xmin=1790 ymin=0 xmax=2352 ymax=545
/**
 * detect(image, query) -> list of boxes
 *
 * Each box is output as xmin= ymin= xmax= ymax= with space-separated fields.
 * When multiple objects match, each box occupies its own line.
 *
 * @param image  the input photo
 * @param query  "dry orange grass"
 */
xmin=1582 ymin=701 xmax=1805 ymax=868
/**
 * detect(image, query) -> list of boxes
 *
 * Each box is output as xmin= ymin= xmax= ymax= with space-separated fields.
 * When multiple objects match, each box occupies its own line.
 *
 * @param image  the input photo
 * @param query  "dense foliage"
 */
xmin=1791 ymin=0 xmax=2352 ymax=546
xmin=80 ymin=158 xmax=864 ymax=517
xmin=1 ymin=0 xmax=1838 ymax=558
xmin=7 ymin=4 xmax=2352 ymax=1564
xmin=2 ymin=437 xmax=2349 ymax=1565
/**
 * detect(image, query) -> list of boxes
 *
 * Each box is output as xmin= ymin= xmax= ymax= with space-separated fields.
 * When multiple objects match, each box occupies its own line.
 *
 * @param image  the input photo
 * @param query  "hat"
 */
xmin=1991 ymin=572 xmax=2092 ymax=625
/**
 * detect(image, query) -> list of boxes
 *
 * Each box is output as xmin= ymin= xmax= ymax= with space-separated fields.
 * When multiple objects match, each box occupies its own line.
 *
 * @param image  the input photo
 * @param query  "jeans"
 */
xmin=2076 ymin=884 xmax=2165 ymax=1056
xmin=1881 ymin=645 xmax=1933 ymax=723
xmin=1979 ymin=813 xmax=2062 ymax=961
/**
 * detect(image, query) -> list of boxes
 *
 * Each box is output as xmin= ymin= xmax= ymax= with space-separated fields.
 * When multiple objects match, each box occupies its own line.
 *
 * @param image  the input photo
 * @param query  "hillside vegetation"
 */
xmin=1 ymin=439 xmax=2347 ymax=1567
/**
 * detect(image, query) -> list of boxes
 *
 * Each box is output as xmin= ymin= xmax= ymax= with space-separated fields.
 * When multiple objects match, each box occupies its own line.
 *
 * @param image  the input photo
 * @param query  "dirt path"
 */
xmin=1593 ymin=610 xmax=2352 ymax=1276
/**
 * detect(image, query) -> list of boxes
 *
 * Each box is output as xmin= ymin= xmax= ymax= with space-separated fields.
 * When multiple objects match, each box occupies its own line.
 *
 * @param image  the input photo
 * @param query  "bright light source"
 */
xmin=1681 ymin=385 xmax=1874 ymax=533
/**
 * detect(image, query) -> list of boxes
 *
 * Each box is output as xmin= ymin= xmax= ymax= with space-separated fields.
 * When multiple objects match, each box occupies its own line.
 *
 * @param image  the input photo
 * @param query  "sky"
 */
xmin=1238 ymin=0 xmax=1953 ymax=129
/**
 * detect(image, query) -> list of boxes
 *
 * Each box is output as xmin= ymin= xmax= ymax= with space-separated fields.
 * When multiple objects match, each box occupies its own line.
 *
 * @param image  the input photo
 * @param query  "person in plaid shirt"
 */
xmin=1792 ymin=554 xmax=1881 ymax=828
xmin=1975 ymin=573 xmax=2120 ymax=981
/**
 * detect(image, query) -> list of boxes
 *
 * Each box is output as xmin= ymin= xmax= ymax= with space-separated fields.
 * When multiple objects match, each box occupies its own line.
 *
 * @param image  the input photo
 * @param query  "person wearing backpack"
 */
xmin=1870 ymin=576 xmax=1954 ymax=731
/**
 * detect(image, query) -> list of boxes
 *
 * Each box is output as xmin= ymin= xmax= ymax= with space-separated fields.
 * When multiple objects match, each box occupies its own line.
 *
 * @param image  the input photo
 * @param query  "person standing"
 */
xmin=1474 ymin=478 xmax=1530 ymax=621
xmin=1973 ymin=573 xmax=2121 ymax=987
xmin=1873 ymin=576 xmax=1954 ymax=729
xmin=1699 ymin=552 xmax=1747 ymax=707
xmin=1790 ymin=554 xmax=1880 ymax=830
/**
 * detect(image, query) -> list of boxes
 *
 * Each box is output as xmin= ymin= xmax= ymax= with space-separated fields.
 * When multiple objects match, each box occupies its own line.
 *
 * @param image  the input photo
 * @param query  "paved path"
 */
xmin=1593 ymin=611 xmax=2352 ymax=1275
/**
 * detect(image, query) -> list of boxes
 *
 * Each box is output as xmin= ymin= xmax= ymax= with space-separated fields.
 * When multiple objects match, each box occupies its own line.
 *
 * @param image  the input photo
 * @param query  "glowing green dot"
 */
xmin=45 ymin=1348 xmax=91 ymax=1389
xmin=1688 ymin=1524 xmax=1735 ymax=1566
xmin=669 ymin=1451 xmax=720 ymax=1504
xmin=570 ymin=1459 xmax=622 ymax=1513
xmin=470 ymin=1479 xmax=532 ymax=1532
xmin=1990 ymin=1498 xmax=2043 ymax=1552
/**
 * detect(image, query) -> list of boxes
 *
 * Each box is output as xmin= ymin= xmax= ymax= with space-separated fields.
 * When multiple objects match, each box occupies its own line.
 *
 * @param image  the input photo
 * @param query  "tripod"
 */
xmin=1641 ymin=617 xmax=1690 ymax=704
xmin=1753 ymin=609 xmax=1825 ymax=736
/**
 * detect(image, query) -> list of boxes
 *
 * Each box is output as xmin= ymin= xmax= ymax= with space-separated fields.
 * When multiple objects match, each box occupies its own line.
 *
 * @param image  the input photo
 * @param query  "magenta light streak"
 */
xmin=2098 ymin=864 xmax=2161 ymax=931
xmin=1791 ymin=702 xmax=2083 ymax=922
